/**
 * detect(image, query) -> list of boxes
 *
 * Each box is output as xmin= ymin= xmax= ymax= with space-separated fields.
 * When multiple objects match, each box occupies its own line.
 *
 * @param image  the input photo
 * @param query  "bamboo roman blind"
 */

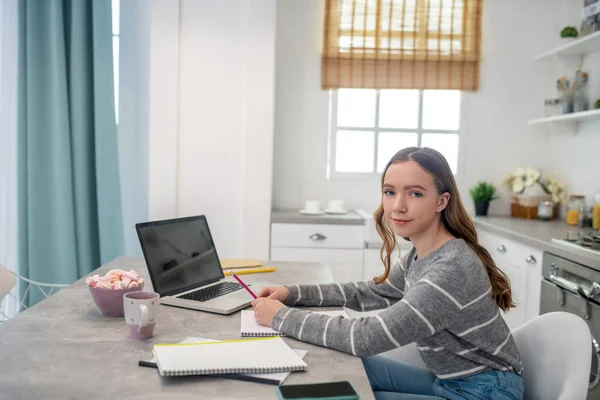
xmin=321 ymin=0 xmax=483 ymax=91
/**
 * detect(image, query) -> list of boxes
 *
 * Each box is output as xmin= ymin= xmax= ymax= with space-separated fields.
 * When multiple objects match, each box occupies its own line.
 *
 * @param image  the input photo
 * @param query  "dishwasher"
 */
xmin=540 ymin=252 xmax=600 ymax=398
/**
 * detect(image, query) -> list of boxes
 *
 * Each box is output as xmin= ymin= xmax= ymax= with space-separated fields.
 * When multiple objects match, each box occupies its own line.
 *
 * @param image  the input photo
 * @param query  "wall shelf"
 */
xmin=533 ymin=30 xmax=600 ymax=61
xmin=528 ymin=108 xmax=600 ymax=125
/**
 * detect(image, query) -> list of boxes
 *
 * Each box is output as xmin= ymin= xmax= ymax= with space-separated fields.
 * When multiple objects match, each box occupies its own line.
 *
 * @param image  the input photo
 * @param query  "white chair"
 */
xmin=0 ymin=264 xmax=68 ymax=321
xmin=512 ymin=312 xmax=592 ymax=400
xmin=380 ymin=312 xmax=593 ymax=400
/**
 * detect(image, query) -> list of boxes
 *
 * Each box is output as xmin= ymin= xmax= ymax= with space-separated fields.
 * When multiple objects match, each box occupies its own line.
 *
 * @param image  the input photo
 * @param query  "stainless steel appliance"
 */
xmin=541 ymin=252 xmax=600 ymax=398
xmin=552 ymin=231 xmax=600 ymax=257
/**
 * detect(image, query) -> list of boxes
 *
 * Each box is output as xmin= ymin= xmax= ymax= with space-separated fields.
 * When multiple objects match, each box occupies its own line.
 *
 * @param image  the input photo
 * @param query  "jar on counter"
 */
xmin=544 ymin=98 xmax=561 ymax=117
xmin=566 ymin=195 xmax=585 ymax=226
xmin=593 ymin=193 xmax=600 ymax=230
xmin=538 ymin=201 xmax=554 ymax=220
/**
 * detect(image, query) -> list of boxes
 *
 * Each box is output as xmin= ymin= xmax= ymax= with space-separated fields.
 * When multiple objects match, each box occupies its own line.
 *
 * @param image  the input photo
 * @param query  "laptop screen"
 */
xmin=136 ymin=216 xmax=224 ymax=296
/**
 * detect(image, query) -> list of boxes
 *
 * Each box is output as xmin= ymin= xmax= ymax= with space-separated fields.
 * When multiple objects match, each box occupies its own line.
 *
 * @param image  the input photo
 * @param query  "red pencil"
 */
xmin=230 ymin=270 xmax=257 ymax=299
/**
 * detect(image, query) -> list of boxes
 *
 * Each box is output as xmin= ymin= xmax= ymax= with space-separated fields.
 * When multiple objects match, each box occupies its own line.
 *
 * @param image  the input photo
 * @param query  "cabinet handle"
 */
xmin=309 ymin=233 xmax=326 ymax=241
xmin=496 ymin=245 xmax=507 ymax=253
xmin=525 ymin=255 xmax=537 ymax=264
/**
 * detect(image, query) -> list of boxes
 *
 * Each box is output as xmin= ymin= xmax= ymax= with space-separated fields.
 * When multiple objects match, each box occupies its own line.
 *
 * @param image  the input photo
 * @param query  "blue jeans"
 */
xmin=362 ymin=354 xmax=524 ymax=400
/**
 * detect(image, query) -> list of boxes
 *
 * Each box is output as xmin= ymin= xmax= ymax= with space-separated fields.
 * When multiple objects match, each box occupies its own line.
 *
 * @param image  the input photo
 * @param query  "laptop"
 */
xmin=135 ymin=215 xmax=264 ymax=315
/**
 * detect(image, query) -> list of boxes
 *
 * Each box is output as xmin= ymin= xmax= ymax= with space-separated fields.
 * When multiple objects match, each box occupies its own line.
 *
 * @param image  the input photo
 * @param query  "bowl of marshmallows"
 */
xmin=86 ymin=269 xmax=145 ymax=317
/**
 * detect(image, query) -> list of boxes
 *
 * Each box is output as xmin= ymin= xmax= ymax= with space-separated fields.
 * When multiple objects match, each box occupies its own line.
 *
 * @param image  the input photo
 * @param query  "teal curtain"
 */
xmin=18 ymin=0 xmax=124 ymax=306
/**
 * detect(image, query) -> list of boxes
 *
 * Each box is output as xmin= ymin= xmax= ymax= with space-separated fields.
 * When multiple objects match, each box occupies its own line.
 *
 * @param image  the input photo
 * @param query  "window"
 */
xmin=112 ymin=0 xmax=119 ymax=124
xmin=322 ymin=0 xmax=482 ymax=91
xmin=330 ymin=89 xmax=460 ymax=176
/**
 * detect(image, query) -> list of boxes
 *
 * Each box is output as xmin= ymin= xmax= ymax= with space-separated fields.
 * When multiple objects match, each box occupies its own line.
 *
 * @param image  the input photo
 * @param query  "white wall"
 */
xmin=146 ymin=0 xmax=275 ymax=259
xmin=272 ymin=0 xmax=568 ymax=216
xmin=273 ymin=0 xmax=381 ymax=213
xmin=542 ymin=0 xmax=600 ymax=204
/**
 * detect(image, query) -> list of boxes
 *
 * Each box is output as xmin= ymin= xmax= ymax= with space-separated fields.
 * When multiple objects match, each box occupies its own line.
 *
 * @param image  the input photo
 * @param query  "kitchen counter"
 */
xmin=271 ymin=209 xmax=365 ymax=225
xmin=473 ymin=216 xmax=600 ymax=271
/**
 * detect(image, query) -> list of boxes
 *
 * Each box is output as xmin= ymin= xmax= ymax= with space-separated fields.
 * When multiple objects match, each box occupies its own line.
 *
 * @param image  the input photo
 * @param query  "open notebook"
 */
xmin=142 ymin=336 xmax=308 ymax=385
xmin=152 ymin=336 xmax=307 ymax=377
xmin=240 ymin=309 xmax=349 ymax=337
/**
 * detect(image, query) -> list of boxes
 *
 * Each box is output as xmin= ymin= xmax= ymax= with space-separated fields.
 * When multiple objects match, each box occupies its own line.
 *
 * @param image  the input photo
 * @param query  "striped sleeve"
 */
xmin=284 ymin=262 xmax=406 ymax=312
xmin=272 ymin=263 xmax=473 ymax=357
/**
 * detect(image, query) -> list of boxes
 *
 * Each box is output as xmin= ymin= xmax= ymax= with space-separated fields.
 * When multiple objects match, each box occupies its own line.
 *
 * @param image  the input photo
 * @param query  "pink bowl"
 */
xmin=88 ymin=283 xmax=145 ymax=317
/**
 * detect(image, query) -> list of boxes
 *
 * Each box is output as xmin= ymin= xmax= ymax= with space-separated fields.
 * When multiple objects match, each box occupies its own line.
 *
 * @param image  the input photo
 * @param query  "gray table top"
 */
xmin=0 ymin=257 xmax=375 ymax=400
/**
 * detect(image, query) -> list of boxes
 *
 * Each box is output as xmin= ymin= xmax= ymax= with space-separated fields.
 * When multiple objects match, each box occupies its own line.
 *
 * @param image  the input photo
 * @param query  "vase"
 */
xmin=475 ymin=202 xmax=489 ymax=216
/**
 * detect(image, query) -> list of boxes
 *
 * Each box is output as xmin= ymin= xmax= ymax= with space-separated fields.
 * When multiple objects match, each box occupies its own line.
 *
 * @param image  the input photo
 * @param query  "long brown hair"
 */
xmin=373 ymin=147 xmax=515 ymax=312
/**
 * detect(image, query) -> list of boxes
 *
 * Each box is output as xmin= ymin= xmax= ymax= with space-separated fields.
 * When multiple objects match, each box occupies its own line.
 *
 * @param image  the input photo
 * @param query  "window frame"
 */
xmin=328 ymin=89 xmax=461 ymax=179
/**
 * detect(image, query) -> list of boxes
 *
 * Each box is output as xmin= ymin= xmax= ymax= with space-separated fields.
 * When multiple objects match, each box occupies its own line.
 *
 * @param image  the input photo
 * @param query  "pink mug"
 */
xmin=123 ymin=291 xmax=159 ymax=340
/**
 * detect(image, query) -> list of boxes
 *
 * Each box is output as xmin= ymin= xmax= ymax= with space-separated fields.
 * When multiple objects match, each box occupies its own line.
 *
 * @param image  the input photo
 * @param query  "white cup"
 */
xmin=123 ymin=291 xmax=160 ymax=340
xmin=327 ymin=200 xmax=345 ymax=212
xmin=304 ymin=200 xmax=320 ymax=213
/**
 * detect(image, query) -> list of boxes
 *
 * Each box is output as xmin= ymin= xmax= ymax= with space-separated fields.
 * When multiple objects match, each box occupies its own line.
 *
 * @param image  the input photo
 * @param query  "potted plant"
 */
xmin=560 ymin=26 xmax=578 ymax=39
xmin=469 ymin=181 xmax=498 ymax=216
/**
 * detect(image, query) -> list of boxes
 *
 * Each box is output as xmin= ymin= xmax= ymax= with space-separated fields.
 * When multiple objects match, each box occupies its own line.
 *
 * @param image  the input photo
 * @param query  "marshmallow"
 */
xmin=95 ymin=281 xmax=112 ymax=289
xmin=123 ymin=271 xmax=138 ymax=281
xmin=87 ymin=268 xmax=143 ymax=290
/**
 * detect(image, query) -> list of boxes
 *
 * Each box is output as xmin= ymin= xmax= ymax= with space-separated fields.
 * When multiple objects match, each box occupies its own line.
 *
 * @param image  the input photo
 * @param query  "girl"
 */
xmin=252 ymin=147 xmax=524 ymax=400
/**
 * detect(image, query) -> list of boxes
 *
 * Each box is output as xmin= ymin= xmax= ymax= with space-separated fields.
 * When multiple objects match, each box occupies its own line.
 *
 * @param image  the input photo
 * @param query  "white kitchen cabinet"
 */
xmin=477 ymin=229 xmax=543 ymax=329
xmin=269 ymin=223 xmax=364 ymax=283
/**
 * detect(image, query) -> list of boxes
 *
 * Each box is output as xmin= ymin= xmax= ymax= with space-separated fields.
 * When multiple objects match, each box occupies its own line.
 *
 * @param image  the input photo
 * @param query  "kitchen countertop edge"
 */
xmin=473 ymin=216 xmax=600 ymax=271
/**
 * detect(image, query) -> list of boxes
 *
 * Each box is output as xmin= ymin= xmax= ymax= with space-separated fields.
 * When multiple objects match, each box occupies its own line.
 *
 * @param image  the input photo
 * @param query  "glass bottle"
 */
xmin=566 ymin=195 xmax=585 ymax=226
xmin=593 ymin=193 xmax=600 ymax=230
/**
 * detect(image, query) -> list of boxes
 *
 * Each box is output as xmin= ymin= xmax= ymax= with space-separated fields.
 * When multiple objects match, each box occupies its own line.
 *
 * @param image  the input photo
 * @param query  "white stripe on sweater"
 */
xmin=349 ymin=319 xmax=358 ymax=356
xmin=438 ymin=365 xmax=486 ymax=379
xmin=385 ymin=279 xmax=404 ymax=294
xmin=353 ymin=282 xmax=364 ymax=311
xmin=317 ymin=285 xmax=324 ymax=306
xmin=376 ymin=315 xmax=401 ymax=347
xmin=418 ymin=345 xmax=445 ymax=352
xmin=403 ymin=299 xmax=435 ymax=334
xmin=493 ymin=332 xmax=512 ymax=355
xmin=457 ymin=347 xmax=478 ymax=355
xmin=384 ymin=297 xmax=391 ymax=307
xmin=297 ymin=313 xmax=311 ymax=340
xmin=292 ymin=284 xmax=302 ymax=305
xmin=322 ymin=316 xmax=335 ymax=347
xmin=421 ymin=279 xmax=491 ymax=310
xmin=336 ymin=283 xmax=347 ymax=306
xmin=277 ymin=308 xmax=294 ymax=331
xmin=462 ymin=286 xmax=492 ymax=308
xmin=458 ymin=310 xmax=500 ymax=337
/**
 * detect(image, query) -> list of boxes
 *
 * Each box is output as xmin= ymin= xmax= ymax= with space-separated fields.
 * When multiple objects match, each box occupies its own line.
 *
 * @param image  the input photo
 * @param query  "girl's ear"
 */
xmin=437 ymin=193 xmax=450 ymax=212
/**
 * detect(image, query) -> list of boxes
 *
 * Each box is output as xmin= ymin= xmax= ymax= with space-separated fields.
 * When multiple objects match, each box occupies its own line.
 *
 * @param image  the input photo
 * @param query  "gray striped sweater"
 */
xmin=271 ymin=239 xmax=523 ymax=379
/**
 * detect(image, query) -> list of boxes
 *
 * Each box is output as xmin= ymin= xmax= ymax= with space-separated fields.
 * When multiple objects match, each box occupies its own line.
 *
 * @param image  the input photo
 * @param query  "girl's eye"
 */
xmin=384 ymin=190 xmax=395 ymax=196
xmin=410 ymin=192 xmax=423 ymax=197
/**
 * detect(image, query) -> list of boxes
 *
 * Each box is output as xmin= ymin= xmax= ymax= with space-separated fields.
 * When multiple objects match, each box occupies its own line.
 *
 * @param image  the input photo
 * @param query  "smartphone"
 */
xmin=275 ymin=381 xmax=359 ymax=400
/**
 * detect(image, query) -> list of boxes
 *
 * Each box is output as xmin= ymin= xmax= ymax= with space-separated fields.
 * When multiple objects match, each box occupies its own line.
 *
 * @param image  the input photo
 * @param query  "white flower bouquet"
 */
xmin=503 ymin=167 xmax=567 ymax=219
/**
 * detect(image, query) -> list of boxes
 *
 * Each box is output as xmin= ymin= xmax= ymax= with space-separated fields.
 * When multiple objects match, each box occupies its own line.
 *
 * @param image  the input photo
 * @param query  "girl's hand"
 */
xmin=256 ymin=286 xmax=290 ymax=303
xmin=251 ymin=298 xmax=285 ymax=327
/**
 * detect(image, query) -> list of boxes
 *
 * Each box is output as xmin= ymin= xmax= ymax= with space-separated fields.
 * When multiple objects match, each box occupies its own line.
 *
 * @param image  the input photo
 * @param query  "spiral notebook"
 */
xmin=152 ymin=336 xmax=307 ymax=377
xmin=141 ymin=336 xmax=308 ymax=385
xmin=240 ymin=309 xmax=349 ymax=337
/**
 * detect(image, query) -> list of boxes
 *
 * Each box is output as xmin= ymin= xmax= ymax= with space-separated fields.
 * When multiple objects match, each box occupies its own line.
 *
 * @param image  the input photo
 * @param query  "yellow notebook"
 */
xmin=152 ymin=337 xmax=307 ymax=377
xmin=223 ymin=267 xmax=276 ymax=276
xmin=220 ymin=259 xmax=264 ymax=269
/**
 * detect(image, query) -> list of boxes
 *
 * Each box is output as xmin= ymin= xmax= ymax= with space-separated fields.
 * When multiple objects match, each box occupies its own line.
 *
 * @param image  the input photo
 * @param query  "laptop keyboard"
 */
xmin=178 ymin=281 xmax=243 ymax=302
